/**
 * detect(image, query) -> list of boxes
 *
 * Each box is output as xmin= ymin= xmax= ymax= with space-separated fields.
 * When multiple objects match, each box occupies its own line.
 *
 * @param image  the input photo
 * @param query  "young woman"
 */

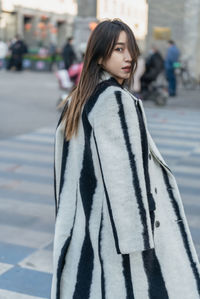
xmin=51 ymin=20 xmax=200 ymax=299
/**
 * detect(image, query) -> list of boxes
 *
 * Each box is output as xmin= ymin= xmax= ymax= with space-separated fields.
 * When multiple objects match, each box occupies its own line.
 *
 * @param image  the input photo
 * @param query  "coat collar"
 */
xmin=99 ymin=71 xmax=124 ymax=88
xmin=99 ymin=71 xmax=113 ymax=83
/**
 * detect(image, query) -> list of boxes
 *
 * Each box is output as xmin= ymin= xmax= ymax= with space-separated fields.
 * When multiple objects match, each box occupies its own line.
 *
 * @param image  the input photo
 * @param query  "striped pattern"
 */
xmin=115 ymin=90 xmax=151 ymax=250
xmin=93 ymin=131 xmax=121 ymax=254
xmin=51 ymin=75 xmax=200 ymax=299
xmin=56 ymin=186 xmax=78 ymax=299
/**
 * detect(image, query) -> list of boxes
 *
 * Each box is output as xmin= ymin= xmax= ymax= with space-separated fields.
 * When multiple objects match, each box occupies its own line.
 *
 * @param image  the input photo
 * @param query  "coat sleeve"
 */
xmin=90 ymin=89 xmax=154 ymax=254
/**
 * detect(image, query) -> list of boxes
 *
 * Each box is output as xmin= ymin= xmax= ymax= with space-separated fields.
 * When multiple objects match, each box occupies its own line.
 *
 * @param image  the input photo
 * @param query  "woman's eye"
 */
xmin=115 ymin=47 xmax=123 ymax=52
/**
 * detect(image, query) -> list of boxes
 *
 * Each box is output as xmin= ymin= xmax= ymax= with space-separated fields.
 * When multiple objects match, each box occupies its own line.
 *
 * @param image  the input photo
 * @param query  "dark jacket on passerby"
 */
xmin=62 ymin=42 xmax=76 ymax=70
xmin=140 ymin=50 xmax=164 ymax=92
xmin=142 ymin=51 xmax=164 ymax=82
xmin=9 ymin=39 xmax=28 ymax=71
xmin=165 ymin=45 xmax=180 ymax=69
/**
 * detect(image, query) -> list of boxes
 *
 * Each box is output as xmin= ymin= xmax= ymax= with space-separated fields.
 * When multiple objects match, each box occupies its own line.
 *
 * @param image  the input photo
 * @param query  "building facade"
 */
xmin=0 ymin=0 xmax=148 ymax=53
xmin=73 ymin=0 xmax=148 ymax=57
xmin=0 ymin=0 xmax=77 ymax=48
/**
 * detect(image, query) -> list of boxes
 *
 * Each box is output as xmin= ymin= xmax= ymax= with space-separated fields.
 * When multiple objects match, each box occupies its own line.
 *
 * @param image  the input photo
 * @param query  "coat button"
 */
xmin=149 ymin=153 xmax=152 ymax=160
xmin=155 ymin=221 xmax=160 ymax=228
xmin=155 ymin=187 xmax=157 ymax=194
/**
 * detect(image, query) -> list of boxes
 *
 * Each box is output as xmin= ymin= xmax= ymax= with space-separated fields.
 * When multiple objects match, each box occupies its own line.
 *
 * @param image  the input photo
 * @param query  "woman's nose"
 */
xmin=124 ymin=49 xmax=132 ymax=61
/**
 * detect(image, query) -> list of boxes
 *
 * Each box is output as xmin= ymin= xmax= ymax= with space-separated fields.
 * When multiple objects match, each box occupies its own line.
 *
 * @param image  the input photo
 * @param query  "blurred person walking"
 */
xmin=62 ymin=37 xmax=76 ymax=70
xmin=141 ymin=45 xmax=164 ymax=93
xmin=49 ymin=42 xmax=57 ymax=71
xmin=0 ymin=40 xmax=8 ymax=70
xmin=67 ymin=43 xmax=86 ymax=86
xmin=8 ymin=35 xmax=28 ymax=71
xmin=51 ymin=19 xmax=200 ymax=299
xmin=165 ymin=40 xmax=180 ymax=96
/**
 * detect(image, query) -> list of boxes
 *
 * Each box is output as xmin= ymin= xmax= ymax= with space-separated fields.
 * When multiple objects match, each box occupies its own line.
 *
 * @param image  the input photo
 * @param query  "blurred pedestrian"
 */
xmin=67 ymin=43 xmax=86 ymax=85
xmin=51 ymin=19 xmax=200 ymax=299
xmin=141 ymin=45 xmax=164 ymax=93
xmin=0 ymin=40 xmax=8 ymax=70
xmin=165 ymin=40 xmax=180 ymax=96
xmin=49 ymin=42 xmax=57 ymax=71
xmin=8 ymin=35 xmax=28 ymax=71
xmin=62 ymin=37 xmax=76 ymax=70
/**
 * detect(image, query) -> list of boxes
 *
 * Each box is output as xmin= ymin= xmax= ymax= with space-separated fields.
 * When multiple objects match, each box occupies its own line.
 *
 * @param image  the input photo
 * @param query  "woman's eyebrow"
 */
xmin=115 ymin=42 xmax=125 ymax=46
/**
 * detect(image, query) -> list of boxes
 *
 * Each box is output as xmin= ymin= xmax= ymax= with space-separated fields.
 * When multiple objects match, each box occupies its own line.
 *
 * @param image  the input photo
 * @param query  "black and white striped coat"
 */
xmin=51 ymin=73 xmax=200 ymax=299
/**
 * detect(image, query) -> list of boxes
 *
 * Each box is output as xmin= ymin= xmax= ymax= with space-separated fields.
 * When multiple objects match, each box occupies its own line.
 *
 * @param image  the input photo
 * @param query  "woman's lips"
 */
xmin=122 ymin=66 xmax=131 ymax=73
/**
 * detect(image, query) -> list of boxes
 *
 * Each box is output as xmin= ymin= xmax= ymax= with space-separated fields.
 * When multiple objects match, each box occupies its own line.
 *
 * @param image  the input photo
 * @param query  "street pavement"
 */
xmin=0 ymin=71 xmax=59 ymax=139
xmin=0 ymin=71 xmax=200 ymax=298
xmin=0 ymin=127 xmax=54 ymax=298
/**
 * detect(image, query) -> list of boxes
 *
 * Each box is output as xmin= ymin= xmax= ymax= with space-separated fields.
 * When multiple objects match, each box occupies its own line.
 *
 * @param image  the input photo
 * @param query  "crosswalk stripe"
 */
xmin=149 ymin=123 xmax=200 ymax=133
xmin=0 ymin=142 xmax=53 ymax=155
xmin=0 ymin=157 xmax=52 ymax=168
xmin=17 ymin=135 xmax=53 ymax=143
xmin=173 ymin=165 xmax=200 ymax=175
xmin=153 ymin=137 xmax=199 ymax=147
xmin=0 ymin=289 xmax=46 ymax=299
xmin=0 ymin=170 xmax=52 ymax=184
xmin=0 ymin=149 xmax=52 ymax=163
xmin=151 ymin=131 xmax=200 ymax=140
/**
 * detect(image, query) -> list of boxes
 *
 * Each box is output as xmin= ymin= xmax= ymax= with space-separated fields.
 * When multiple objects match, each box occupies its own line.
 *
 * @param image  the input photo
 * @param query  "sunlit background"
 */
xmin=0 ymin=0 xmax=200 ymax=77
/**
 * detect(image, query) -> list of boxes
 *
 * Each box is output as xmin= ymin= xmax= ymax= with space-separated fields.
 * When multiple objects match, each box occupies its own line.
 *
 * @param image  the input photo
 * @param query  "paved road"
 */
xmin=0 ymin=71 xmax=59 ymax=139
xmin=0 ymin=71 xmax=200 ymax=298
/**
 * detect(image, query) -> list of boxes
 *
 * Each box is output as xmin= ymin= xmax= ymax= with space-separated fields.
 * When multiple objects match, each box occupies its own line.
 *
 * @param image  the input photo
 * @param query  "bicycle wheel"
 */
xmin=182 ymin=70 xmax=197 ymax=90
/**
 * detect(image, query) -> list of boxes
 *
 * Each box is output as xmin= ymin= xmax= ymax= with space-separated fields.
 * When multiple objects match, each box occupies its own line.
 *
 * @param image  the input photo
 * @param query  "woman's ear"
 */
xmin=98 ymin=57 xmax=103 ymax=65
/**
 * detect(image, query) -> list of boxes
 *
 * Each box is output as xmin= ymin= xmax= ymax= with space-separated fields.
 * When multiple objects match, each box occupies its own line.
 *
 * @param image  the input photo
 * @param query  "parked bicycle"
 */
xmin=174 ymin=59 xmax=198 ymax=90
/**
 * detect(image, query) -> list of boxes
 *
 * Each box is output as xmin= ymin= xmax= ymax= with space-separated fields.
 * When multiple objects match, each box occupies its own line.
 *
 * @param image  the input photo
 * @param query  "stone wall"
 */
xmin=73 ymin=16 xmax=97 ymax=58
xmin=74 ymin=0 xmax=97 ymax=58
xmin=182 ymin=0 xmax=200 ymax=78
xmin=77 ymin=0 xmax=96 ymax=17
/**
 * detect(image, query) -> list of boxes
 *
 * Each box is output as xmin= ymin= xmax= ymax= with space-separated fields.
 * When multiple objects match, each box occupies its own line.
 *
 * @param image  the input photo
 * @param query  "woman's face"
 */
xmin=100 ymin=31 xmax=132 ymax=85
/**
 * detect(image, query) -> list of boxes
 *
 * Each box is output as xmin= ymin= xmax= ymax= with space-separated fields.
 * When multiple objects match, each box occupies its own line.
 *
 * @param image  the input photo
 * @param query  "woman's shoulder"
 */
xmin=85 ymin=78 xmax=137 ymax=116
xmin=86 ymin=79 xmax=141 ymax=127
xmin=84 ymin=78 xmax=121 ymax=112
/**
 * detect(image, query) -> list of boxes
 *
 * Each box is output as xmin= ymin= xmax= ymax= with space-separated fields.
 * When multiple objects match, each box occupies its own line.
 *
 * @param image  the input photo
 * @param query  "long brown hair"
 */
xmin=62 ymin=19 xmax=140 ymax=140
